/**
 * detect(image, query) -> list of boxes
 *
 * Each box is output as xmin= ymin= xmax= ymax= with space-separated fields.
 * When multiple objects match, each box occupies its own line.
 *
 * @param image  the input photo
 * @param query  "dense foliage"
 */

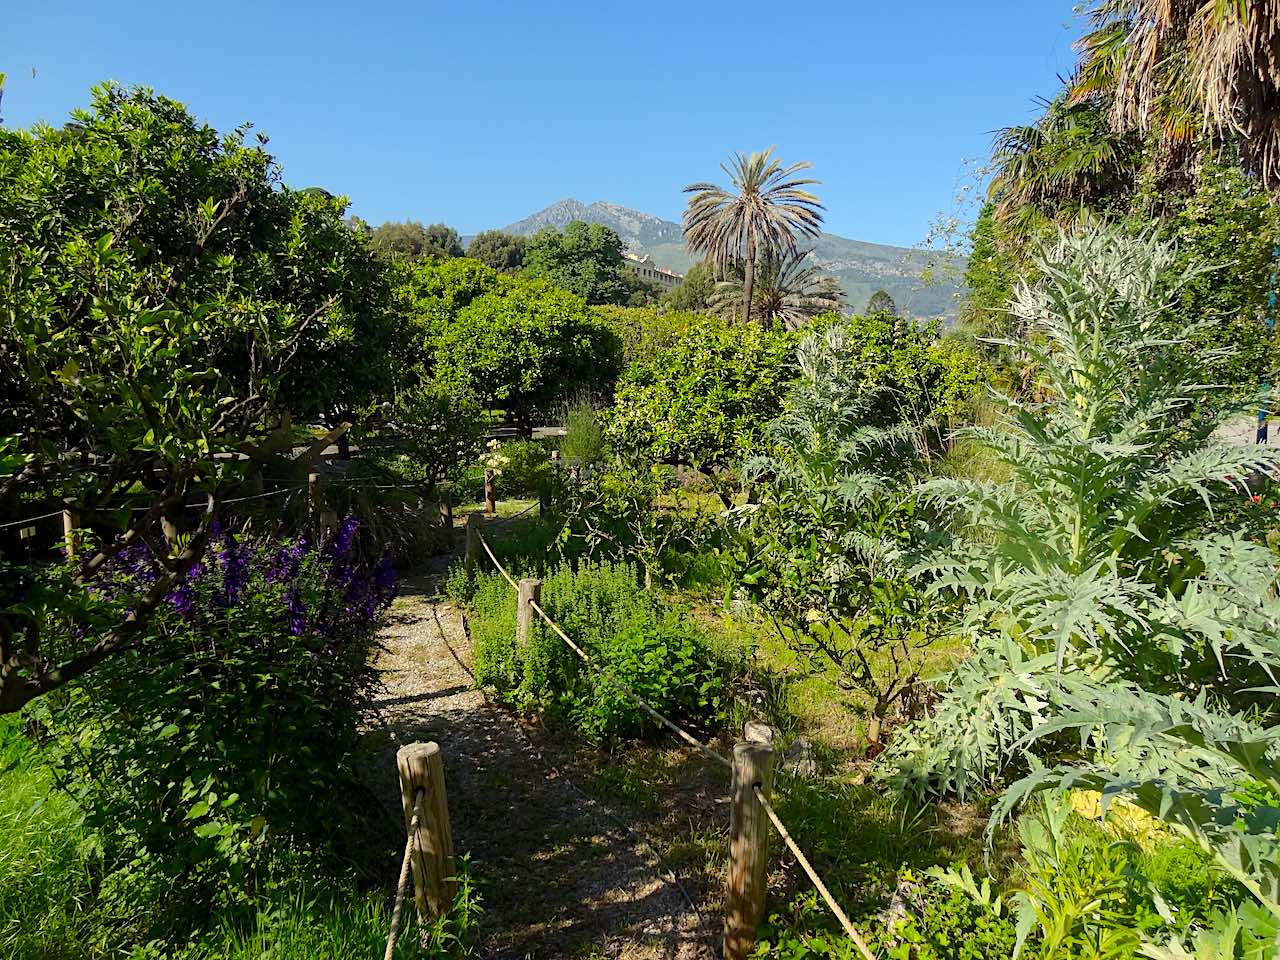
xmin=434 ymin=274 xmax=622 ymax=433
xmin=606 ymin=317 xmax=797 ymax=498
xmin=521 ymin=220 xmax=630 ymax=306
xmin=464 ymin=560 xmax=730 ymax=741
xmin=734 ymin=323 xmax=945 ymax=743
xmin=368 ymin=220 xmax=464 ymax=261
xmin=466 ymin=230 xmax=526 ymax=272
xmin=32 ymin=518 xmax=394 ymax=940
xmin=0 ymin=85 xmax=405 ymax=712
xmin=889 ymin=228 xmax=1280 ymax=804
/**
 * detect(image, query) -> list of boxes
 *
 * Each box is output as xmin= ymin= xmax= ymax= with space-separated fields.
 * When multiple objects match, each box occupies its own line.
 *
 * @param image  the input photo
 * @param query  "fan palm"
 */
xmin=1074 ymin=0 xmax=1280 ymax=187
xmin=988 ymin=93 xmax=1140 ymax=235
xmin=708 ymin=249 xmax=843 ymax=329
xmin=682 ymin=149 xmax=825 ymax=327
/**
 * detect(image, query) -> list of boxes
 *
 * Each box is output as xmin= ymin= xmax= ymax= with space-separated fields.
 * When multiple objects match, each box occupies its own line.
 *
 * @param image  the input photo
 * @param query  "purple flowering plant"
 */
xmin=37 ymin=515 xmax=397 ymax=907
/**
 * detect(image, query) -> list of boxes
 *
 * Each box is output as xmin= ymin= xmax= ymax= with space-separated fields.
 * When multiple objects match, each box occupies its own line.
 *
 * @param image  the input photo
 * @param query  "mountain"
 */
xmin=501 ymin=199 xmax=966 ymax=320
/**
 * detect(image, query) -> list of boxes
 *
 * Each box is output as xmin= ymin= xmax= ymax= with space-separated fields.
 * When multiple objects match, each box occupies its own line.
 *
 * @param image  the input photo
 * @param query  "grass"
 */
xmin=0 ymin=716 xmax=479 ymax=959
xmin=0 ymin=716 xmax=109 ymax=960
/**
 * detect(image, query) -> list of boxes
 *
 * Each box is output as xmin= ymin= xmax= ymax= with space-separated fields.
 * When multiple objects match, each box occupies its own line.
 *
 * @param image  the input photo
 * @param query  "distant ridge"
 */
xmin=500 ymin=198 xmax=965 ymax=319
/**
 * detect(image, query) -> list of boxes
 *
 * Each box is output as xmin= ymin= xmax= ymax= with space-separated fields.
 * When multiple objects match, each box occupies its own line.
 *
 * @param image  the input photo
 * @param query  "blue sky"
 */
xmin=2 ymin=2 xmax=1081 ymax=248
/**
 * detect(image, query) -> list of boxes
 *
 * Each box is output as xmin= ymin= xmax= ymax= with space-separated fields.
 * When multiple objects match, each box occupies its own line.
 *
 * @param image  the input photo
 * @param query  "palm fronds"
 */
xmin=683 ymin=148 xmax=825 ymax=327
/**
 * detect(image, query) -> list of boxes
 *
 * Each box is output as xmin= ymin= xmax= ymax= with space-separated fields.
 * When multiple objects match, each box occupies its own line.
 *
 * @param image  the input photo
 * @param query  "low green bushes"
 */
xmin=466 ymin=560 xmax=732 ymax=741
xmin=22 ymin=520 xmax=403 ymax=948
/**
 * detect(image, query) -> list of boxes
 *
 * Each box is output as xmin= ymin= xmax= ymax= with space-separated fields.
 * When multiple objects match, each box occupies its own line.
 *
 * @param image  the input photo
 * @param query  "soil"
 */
xmin=360 ymin=512 xmax=718 ymax=960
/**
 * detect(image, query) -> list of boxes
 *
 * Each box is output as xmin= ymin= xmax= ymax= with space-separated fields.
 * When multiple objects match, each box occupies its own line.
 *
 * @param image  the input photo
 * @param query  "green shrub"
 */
xmin=34 ymin=522 xmax=394 ymax=942
xmin=469 ymin=560 xmax=728 ymax=741
xmin=484 ymin=438 xmax=554 ymax=499
xmin=559 ymin=397 xmax=607 ymax=465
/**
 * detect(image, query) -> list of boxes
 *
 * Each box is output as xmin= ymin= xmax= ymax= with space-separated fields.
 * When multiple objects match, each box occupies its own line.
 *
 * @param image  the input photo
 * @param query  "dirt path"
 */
xmin=360 ymin=517 xmax=716 ymax=960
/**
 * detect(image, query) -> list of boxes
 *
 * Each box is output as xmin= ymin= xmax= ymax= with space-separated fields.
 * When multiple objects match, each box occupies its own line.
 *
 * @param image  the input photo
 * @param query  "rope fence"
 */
xmin=756 ymin=787 xmax=875 ymax=960
xmin=0 ymin=509 xmax=66 ymax=531
xmin=384 ymin=787 xmax=425 ymax=960
xmin=469 ymin=522 xmax=871 ymax=960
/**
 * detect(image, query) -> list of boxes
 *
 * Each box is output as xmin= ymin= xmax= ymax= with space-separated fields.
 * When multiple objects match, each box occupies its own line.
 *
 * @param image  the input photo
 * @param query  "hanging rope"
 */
xmin=384 ymin=787 xmax=426 ymax=960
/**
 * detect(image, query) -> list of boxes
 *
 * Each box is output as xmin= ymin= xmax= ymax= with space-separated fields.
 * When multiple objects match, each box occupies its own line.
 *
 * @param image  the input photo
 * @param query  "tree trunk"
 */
xmin=742 ymin=235 xmax=756 ymax=328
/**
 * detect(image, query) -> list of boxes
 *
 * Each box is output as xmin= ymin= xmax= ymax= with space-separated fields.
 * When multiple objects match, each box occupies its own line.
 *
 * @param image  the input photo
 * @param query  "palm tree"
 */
xmin=1074 ymin=0 xmax=1280 ymax=187
xmin=988 ymin=93 xmax=1140 ymax=235
xmin=708 ymin=249 xmax=843 ymax=329
xmin=682 ymin=149 xmax=825 ymax=327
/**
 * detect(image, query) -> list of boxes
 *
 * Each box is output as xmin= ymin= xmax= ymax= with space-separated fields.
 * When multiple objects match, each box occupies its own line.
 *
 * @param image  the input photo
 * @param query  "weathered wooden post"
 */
xmin=61 ymin=508 xmax=78 ymax=560
xmin=308 ymin=472 xmax=323 ymax=514
xmin=439 ymin=491 xmax=454 ymax=547
xmin=396 ymin=742 xmax=457 ymax=919
xmin=246 ymin=468 xmax=265 ymax=497
xmin=744 ymin=720 xmax=775 ymax=747
xmin=724 ymin=733 xmax=776 ymax=960
xmin=484 ymin=469 xmax=497 ymax=516
xmin=464 ymin=512 xmax=481 ymax=573
xmin=538 ymin=484 xmax=549 ymax=519
xmin=517 ymin=578 xmax=541 ymax=651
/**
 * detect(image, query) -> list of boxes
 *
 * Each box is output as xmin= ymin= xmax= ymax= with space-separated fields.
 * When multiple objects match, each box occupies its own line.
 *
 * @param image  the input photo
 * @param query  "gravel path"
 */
xmin=361 ymin=517 xmax=716 ymax=960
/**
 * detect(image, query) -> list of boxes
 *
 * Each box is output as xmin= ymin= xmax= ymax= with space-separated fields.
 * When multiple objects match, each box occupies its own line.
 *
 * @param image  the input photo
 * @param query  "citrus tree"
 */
xmin=0 ymin=84 xmax=402 ymax=713
xmin=606 ymin=317 xmax=796 ymax=504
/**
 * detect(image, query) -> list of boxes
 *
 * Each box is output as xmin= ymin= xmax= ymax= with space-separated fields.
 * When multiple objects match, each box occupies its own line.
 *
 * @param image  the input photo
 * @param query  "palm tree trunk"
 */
xmin=742 ymin=234 xmax=755 ymax=328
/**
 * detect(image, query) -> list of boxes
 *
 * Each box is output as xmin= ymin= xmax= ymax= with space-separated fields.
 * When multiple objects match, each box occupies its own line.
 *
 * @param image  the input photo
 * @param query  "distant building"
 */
xmin=622 ymin=251 xmax=683 ymax=290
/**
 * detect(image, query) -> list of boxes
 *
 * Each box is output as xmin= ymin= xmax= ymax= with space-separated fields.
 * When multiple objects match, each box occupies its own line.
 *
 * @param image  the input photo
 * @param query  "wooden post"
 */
xmin=484 ymin=469 xmax=497 ymax=516
xmin=440 ymin=491 xmax=454 ymax=547
xmin=538 ymin=485 xmax=549 ymax=519
xmin=246 ymin=469 xmax=265 ymax=497
xmin=744 ymin=720 xmax=774 ymax=747
xmin=464 ymin=512 xmax=481 ymax=573
xmin=517 ymin=578 xmax=541 ymax=651
xmin=320 ymin=510 xmax=338 ymax=541
xmin=396 ymin=742 xmax=457 ymax=920
xmin=724 ymin=738 xmax=776 ymax=960
xmin=308 ymin=472 xmax=323 ymax=513
xmin=61 ymin=508 xmax=77 ymax=560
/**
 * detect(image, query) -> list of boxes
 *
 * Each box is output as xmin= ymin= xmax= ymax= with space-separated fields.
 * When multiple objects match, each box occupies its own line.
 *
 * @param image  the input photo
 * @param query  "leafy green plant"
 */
xmin=734 ymin=322 xmax=946 ymax=744
xmin=993 ymin=684 xmax=1280 ymax=957
xmin=754 ymin=884 xmax=1018 ymax=960
xmin=434 ymin=274 xmax=623 ymax=435
xmin=32 ymin=521 xmax=394 ymax=941
xmin=556 ymin=460 xmax=715 ymax=589
xmin=468 ymin=560 xmax=728 ymax=741
xmin=606 ymin=316 xmax=797 ymax=504
xmin=888 ymin=225 xmax=1280 ymax=798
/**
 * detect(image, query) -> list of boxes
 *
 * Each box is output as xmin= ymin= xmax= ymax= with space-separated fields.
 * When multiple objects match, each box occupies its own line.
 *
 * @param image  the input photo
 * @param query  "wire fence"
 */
xmin=470 ymin=523 xmax=874 ymax=960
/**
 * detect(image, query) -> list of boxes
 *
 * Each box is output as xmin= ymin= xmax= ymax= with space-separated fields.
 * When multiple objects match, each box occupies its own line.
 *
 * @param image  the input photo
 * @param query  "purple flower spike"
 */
xmin=268 ymin=538 xmax=308 ymax=584
xmin=286 ymin=588 xmax=307 ymax=636
xmin=217 ymin=531 xmax=250 ymax=607
xmin=329 ymin=515 xmax=359 ymax=560
xmin=168 ymin=581 xmax=196 ymax=619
